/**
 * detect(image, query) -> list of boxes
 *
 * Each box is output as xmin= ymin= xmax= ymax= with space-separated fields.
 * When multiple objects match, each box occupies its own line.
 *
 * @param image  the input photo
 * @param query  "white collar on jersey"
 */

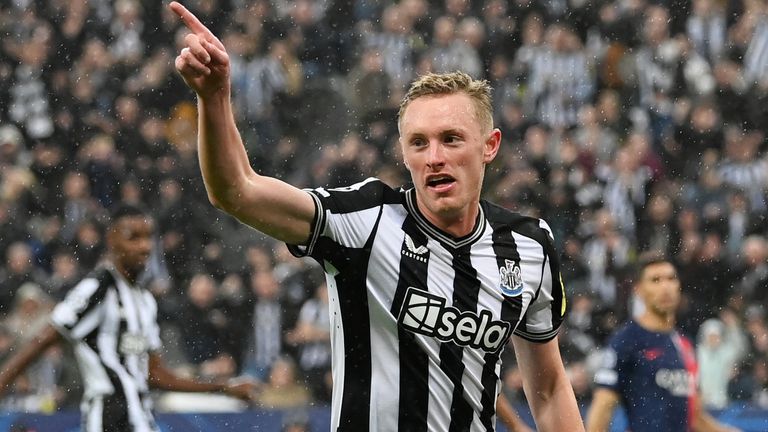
xmin=405 ymin=188 xmax=487 ymax=249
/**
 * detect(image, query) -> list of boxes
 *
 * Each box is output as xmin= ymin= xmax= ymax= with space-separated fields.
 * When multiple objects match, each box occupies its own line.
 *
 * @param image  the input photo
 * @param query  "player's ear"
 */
xmin=399 ymin=138 xmax=410 ymax=170
xmin=483 ymin=129 xmax=501 ymax=163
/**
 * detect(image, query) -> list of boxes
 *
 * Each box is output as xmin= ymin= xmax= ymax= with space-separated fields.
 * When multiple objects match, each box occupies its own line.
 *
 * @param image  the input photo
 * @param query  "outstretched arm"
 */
xmin=0 ymin=325 xmax=62 ymax=397
xmin=148 ymin=353 xmax=257 ymax=401
xmin=512 ymin=335 xmax=584 ymax=432
xmin=169 ymin=2 xmax=315 ymax=245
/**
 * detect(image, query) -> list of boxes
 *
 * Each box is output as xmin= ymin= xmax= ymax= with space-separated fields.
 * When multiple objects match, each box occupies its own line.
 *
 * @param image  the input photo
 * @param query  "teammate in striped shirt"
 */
xmin=0 ymin=204 xmax=255 ymax=432
xmin=585 ymin=254 xmax=740 ymax=432
xmin=171 ymin=2 xmax=582 ymax=430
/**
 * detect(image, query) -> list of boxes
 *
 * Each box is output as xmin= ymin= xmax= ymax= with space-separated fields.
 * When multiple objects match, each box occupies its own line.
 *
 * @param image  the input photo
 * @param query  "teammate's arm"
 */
xmin=0 ymin=325 xmax=62 ymax=397
xmin=496 ymin=393 xmax=534 ymax=432
xmin=584 ymin=387 xmax=620 ymax=432
xmin=511 ymin=335 xmax=584 ymax=432
xmin=169 ymin=1 xmax=315 ymax=245
xmin=148 ymin=353 xmax=257 ymax=401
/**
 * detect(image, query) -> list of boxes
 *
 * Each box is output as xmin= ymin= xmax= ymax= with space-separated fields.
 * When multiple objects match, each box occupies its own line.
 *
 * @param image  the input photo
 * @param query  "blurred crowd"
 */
xmin=2 ymin=0 xmax=768 ymax=419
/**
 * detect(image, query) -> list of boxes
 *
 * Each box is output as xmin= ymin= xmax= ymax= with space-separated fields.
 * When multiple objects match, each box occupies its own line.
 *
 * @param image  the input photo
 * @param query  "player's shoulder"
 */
xmin=83 ymin=267 xmax=116 ymax=287
xmin=482 ymin=200 xmax=536 ymax=225
xmin=608 ymin=321 xmax=646 ymax=348
xmin=310 ymin=177 xmax=403 ymax=212
xmin=481 ymin=200 xmax=554 ymax=240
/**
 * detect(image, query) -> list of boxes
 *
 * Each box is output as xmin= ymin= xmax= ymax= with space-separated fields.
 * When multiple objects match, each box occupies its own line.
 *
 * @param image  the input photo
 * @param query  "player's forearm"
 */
xmin=149 ymin=372 xmax=226 ymax=393
xmin=148 ymin=355 xmax=226 ymax=393
xmin=0 ymin=326 xmax=60 ymax=396
xmin=196 ymin=92 xmax=256 ymax=211
xmin=528 ymin=382 xmax=584 ymax=432
xmin=584 ymin=406 xmax=612 ymax=432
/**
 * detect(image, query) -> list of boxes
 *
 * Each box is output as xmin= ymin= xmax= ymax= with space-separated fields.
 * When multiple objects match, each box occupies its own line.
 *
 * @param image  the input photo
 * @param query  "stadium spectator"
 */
xmin=696 ymin=312 xmax=747 ymax=409
xmin=243 ymin=270 xmax=287 ymax=381
xmin=177 ymin=273 xmax=229 ymax=365
xmin=253 ymin=355 xmax=310 ymax=410
xmin=0 ymin=242 xmax=48 ymax=316
xmin=285 ymin=281 xmax=331 ymax=402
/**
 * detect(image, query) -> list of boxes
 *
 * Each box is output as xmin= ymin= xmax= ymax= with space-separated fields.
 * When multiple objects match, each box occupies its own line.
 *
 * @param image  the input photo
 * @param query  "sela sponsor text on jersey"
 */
xmin=398 ymin=287 xmax=512 ymax=353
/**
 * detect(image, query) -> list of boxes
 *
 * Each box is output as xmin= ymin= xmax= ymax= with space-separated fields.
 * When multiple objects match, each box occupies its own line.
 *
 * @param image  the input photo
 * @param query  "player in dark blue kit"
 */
xmin=585 ymin=254 xmax=739 ymax=432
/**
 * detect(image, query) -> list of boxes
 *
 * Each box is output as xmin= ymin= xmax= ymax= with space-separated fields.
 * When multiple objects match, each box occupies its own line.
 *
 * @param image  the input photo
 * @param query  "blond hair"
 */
xmin=398 ymin=71 xmax=493 ymax=132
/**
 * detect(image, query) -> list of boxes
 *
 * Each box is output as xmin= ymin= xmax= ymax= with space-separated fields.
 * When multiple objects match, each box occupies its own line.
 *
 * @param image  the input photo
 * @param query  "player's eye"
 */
xmin=444 ymin=134 xmax=460 ymax=144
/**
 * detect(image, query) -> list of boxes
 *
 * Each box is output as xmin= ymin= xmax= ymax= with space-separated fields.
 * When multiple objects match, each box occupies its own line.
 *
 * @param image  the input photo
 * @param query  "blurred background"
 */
xmin=1 ymin=0 xmax=768 ymax=430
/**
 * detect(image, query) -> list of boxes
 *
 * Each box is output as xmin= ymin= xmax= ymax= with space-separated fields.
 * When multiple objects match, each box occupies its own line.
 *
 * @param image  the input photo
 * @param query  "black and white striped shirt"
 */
xmin=745 ymin=18 xmax=768 ymax=85
xmin=526 ymin=49 xmax=593 ymax=128
xmin=289 ymin=178 xmax=567 ymax=431
xmin=50 ymin=267 xmax=162 ymax=432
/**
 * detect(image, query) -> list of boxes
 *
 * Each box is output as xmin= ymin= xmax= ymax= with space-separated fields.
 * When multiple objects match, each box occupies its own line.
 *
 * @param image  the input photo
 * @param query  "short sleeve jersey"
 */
xmin=289 ymin=178 xmax=567 ymax=432
xmin=50 ymin=267 xmax=162 ymax=432
xmin=594 ymin=320 xmax=698 ymax=432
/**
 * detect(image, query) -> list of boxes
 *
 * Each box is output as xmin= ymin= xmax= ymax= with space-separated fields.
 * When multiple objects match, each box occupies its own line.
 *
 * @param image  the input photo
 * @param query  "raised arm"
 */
xmin=0 ymin=325 xmax=62 ymax=398
xmin=169 ymin=2 xmax=315 ymax=245
xmin=511 ymin=335 xmax=584 ymax=432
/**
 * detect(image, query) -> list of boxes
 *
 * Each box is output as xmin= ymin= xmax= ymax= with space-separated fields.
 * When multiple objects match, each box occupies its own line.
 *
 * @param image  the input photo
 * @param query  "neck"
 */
xmin=419 ymin=202 xmax=479 ymax=238
xmin=108 ymin=259 xmax=138 ymax=285
xmin=638 ymin=311 xmax=675 ymax=332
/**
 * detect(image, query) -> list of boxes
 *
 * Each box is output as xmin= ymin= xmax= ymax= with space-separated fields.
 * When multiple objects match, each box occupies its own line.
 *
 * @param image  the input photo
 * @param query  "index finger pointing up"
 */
xmin=169 ymin=2 xmax=225 ymax=50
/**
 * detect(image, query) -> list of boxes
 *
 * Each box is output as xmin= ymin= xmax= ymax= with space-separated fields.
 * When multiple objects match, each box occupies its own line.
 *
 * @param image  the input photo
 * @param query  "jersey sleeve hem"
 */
xmin=287 ymin=190 xmax=323 ymax=258
xmin=513 ymin=325 xmax=562 ymax=343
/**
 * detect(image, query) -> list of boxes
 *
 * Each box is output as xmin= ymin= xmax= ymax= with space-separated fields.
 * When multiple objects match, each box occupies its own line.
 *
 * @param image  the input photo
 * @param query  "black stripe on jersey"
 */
xmin=392 ymin=215 xmax=430 ymax=432
xmin=317 ymin=178 xmax=397 ymax=214
xmin=478 ymin=216 xmax=527 ymax=429
xmin=320 ymin=240 xmax=373 ymax=432
xmin=328 ymin=203 xmax=385 ymax=432
xmin=102 ymin=389 xmax=131 ymax=432
xmin=116 ymin=285 xmax=130 ymax=376
xmin=82 ymin=270 xmax=116 ymax=349
xmin=64 ymin=269 xmax=114 ymax=332
xmin=443 ymin=245 xmax=479 ymax=432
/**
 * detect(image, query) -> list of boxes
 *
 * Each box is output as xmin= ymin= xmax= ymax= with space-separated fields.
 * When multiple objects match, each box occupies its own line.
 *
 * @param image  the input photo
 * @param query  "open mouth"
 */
xmin=427 ymin=175 xmax=455 ymax=188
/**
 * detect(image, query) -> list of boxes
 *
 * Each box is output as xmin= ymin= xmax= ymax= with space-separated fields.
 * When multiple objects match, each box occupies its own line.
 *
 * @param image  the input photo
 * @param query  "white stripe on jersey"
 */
xmin=323 ymin=259 xmax=346 ymax=432
xmin=367 ymin=205 xmax=407 ymax=432
xmin=425 ymin=238 xmax=458 ymax=432
xmin=84 ymin=397 xmax=103 ymax=432
xmin=70 ymin=308 xmax=104 ymax=341
xmin=323 ymin=206 xmax=381 ymax=248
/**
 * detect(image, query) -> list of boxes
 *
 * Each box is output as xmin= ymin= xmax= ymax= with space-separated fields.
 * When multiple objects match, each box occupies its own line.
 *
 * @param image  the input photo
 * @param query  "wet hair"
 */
xmin=107 ymin=202 xmax=150 ymax=226
xmin=634 ymin=251 xmax=672 ymax=283
xmin=398 ymin=71 xmax=493 ymax=133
